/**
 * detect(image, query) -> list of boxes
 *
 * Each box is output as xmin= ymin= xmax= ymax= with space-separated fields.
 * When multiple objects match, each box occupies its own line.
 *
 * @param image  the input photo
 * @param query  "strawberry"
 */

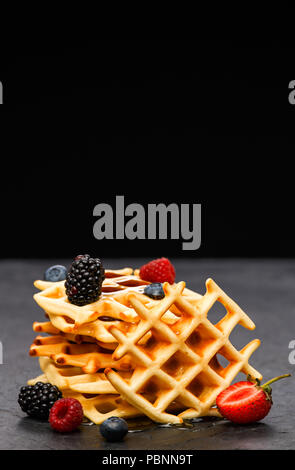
xmin=216 ymin=374 xmax=290 ymax=424
xmin=139 ymin=257 xmax=175 ymax=284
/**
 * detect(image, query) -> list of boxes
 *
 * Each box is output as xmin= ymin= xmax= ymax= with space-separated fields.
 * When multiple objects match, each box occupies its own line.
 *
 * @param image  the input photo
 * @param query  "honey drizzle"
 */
xmin=100 ymin=274 xmax=149 ymax=298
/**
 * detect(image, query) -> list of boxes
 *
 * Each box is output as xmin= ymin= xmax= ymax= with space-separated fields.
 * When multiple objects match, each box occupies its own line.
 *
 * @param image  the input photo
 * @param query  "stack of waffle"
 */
xmin=28 ymin=268 xmax=262 ymax=424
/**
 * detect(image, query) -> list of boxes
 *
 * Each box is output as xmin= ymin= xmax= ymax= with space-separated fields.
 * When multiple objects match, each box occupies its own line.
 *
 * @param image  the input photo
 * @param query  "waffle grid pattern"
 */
xmin=105 ymin=279 xmax=261 ymax=423
xmin=28 ymin=270 xmax=261 ymax=424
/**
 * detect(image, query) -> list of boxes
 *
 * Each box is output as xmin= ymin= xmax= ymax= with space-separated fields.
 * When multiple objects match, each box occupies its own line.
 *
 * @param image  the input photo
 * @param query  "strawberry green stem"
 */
xmin=262 ymin=374 xmax=291 ymax=388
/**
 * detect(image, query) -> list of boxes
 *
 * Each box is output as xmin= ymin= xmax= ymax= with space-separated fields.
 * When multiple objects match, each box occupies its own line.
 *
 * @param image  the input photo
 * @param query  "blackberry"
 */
xmin=65 ymin=254 xmax=105 ymax=306
xmin=18 ymin=382 xmax=62 ymax=420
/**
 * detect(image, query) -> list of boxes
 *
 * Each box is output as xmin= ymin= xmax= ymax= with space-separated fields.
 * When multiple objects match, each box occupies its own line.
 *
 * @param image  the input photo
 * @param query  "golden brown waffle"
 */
xmin=29 ymin=357 xmax=129 ymax=394
xmin=33 ymin=322 xmax=98 ymax=344
xmin=105 ymin=279 xmax=262 ymax=424
xmin=28 ymin=373 xmax=48 ymax=385
xmin=33 ymin=321 xmax=60 ymax=335
xmin=62 ymin=390 xmax=143 ymax=423
xmin=32 ymin=320 xmax=153 ymax=350
xmin=34 ymin=270 xmax=199 ymax=329
xmin=33 ymin=269 xmax=150 ymax=326
xmin=29 ymin=266 xmax=262 ymax=425
xmin=28 ymin=365 xmax=142 ymax=423
xmin=28 ymin=358 xmax=188 ymax=423
xmin=45 ymin=315 xmax=131 ymax=344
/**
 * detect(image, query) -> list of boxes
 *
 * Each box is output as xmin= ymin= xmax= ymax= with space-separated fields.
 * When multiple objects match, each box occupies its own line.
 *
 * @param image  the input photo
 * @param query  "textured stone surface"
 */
xmin=0 ymin=258 xmax=294 ymax=450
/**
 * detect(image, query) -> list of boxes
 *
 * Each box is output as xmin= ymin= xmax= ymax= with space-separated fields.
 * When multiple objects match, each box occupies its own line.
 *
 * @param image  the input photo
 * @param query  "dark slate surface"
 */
xmin=0 ymin=258 xmax=294 ymax=450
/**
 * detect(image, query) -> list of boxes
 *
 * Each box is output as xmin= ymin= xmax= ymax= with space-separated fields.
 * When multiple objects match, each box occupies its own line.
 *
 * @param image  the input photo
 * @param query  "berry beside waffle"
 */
xmin=27 ymin=257 xmax=262 ymax=424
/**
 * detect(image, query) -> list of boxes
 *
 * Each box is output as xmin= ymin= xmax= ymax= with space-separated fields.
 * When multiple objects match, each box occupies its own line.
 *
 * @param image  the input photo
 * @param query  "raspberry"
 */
xmin=139 ymin=258 xmax=175 ymax=284
xmin=49 ymin=398 xmax=83 ymax=432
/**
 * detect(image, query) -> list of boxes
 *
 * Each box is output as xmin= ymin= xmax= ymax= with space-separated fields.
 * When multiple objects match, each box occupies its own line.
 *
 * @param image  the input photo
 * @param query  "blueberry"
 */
xmin=100 ymin=417 xmax=128 ymax=442
xmin=44 ymin=265 xmax=67 ymax=282
xmin=144 ymin=283 xmax=165 ymax=300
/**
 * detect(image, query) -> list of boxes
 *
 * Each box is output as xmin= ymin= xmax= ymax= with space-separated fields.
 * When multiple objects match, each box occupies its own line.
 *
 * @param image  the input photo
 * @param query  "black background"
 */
xmin=1 ymin=39 xmax=294 ymax=259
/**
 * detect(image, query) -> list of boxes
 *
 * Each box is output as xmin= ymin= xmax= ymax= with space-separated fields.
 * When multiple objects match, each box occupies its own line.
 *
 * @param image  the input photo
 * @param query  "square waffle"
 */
xmin=105 ymin=279 xmax=261 ymax=424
